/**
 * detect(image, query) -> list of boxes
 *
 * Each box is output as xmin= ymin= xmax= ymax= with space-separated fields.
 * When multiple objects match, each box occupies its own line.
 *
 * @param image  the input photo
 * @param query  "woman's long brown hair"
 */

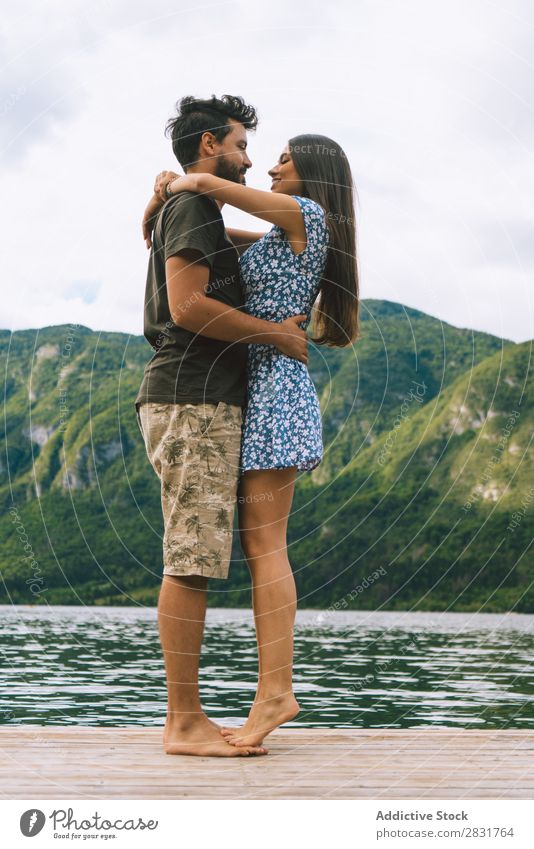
xmin=288 ymin=134 xmax=359 ymax=347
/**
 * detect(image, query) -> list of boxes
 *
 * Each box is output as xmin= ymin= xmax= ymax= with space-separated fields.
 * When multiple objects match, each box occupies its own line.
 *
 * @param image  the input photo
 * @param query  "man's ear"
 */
xmin=199 ymin=131 xmax=216 ymax=156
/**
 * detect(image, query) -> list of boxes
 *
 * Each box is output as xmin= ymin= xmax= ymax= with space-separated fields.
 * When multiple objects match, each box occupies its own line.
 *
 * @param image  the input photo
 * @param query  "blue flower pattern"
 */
xmin=239 ymin=195 xmax=329 ymax=473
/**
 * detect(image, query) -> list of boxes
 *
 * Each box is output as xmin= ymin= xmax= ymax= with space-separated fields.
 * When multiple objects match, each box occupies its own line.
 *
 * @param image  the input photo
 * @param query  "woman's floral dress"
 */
xmin=239 ymin=195 xmax=329 ymax=473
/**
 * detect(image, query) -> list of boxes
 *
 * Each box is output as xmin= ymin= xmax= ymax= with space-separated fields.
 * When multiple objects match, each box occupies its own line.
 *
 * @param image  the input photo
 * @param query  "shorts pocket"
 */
xmin=198 ymin=401 xmax=225 ymax=439
xmin=135 ymin=407 xmax=144 ymax=438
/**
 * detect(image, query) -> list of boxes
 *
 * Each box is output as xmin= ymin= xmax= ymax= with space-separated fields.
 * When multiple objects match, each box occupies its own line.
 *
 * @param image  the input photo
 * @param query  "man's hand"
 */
xmin=272 ymin=315 xmax=309 ymax=364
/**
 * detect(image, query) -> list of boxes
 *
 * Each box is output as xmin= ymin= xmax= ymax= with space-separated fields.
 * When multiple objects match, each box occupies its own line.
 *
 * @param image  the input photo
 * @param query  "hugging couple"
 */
xmin=135 ymin=94 xmax=359 ymax=757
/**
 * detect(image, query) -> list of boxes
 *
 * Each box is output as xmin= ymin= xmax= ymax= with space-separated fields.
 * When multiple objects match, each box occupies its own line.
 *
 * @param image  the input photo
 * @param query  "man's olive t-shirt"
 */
xmin=135 ymin=192 xmax=248 ymax=410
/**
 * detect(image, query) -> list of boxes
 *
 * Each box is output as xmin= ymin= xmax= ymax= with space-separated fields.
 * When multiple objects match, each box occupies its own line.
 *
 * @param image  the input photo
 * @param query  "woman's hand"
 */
xmin=142 ymin=170 xmax=180 ymax=248
xmin=143 ymin=171 xmax=202 ymax=249
xmin=153 ymin=170 xmax=200 ymax=202
xmin=154 ymin=170 xmax=179 ymax=203
xmin=142 ymin=194 xmax=164 ymax=249
xmin=165 ymin=173 xmax=201 ymax=196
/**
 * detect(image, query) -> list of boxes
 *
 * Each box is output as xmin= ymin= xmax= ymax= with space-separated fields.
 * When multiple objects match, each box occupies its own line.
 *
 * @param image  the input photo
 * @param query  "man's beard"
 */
xmin=215 ymin=159 xmax=246 ymax=184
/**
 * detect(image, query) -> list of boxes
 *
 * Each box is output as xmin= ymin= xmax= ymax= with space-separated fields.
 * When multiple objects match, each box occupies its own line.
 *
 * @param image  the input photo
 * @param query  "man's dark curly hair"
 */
xmin=165 ymin=94 xmax=259 ymax=170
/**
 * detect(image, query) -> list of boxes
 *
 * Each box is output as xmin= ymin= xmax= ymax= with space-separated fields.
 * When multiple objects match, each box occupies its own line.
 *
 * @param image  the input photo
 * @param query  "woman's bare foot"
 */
xmin=219 ymin=693 xmax=300 ymax=747
xmin=164 ymin=714 xmax=268 ymax=757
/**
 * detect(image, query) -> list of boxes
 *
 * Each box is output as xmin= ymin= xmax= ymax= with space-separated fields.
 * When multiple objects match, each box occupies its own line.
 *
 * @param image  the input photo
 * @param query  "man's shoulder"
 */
xmin=163 ymin=191 xmax=222 ymax=223
xmin=155 ymin=191 xmax=227 ymax=258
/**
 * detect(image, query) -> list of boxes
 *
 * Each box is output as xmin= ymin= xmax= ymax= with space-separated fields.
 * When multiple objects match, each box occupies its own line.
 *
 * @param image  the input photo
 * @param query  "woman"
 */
xmin=144 ymin=135 xmax=359 ymax=747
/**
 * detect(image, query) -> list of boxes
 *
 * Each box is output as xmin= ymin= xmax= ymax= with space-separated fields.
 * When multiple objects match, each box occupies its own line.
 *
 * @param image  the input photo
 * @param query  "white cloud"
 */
xmin=1 ymin=0 xmax=534 ymax=342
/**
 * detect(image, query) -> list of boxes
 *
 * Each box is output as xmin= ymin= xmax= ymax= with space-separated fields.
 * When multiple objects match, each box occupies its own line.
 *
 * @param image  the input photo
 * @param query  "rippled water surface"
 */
xmin=1 ymin=607 xmax=533 ymax=728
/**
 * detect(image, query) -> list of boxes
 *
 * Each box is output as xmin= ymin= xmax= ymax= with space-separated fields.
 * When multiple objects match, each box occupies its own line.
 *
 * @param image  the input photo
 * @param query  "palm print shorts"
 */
xmin=137 ymin=401 xmax=242 ymax=580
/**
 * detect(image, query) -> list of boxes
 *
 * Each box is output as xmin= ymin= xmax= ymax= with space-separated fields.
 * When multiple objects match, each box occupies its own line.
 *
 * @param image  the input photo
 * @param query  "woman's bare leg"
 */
xmin=220 ymin=467 xmax=300 ymax=747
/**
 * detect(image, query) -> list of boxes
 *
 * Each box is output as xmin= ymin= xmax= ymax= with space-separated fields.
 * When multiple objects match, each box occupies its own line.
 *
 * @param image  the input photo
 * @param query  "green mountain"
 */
xmin=1 ymin=301 xmax=532 ymax=611
xmin=308 ymin=299 xmax=510 ymax=482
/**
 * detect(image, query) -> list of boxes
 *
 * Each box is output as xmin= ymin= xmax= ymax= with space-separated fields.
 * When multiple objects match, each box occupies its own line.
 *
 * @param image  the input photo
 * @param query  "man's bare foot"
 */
xmin=219 ymin=693 xmax=300 ymax=747
xmin=164 ymin=714 xmax=268 ymax=757
xmin=163 ymin=712 xmax=221 ymax=745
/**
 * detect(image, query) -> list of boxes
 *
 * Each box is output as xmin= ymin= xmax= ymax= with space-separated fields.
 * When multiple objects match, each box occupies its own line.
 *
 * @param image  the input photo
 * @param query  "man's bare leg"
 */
xmin=219 ymin=468 xmax=300 ymax=747
xmin=159 ymin=572 xmax=268 ymax=756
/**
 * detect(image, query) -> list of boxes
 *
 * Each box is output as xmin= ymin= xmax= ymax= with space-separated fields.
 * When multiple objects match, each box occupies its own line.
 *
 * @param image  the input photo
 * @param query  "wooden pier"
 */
xmin=1 ymin=726 xmax=533 ymax=799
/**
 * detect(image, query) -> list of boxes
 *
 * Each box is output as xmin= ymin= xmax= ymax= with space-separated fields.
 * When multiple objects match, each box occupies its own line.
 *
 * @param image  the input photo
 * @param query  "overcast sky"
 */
xmin=2 ymin=0 xmax=533 ymax=342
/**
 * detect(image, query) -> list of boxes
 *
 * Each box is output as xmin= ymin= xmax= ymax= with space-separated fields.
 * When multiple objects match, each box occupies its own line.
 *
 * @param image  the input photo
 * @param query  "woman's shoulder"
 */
xmin=291 ymin=195 xmax=326 ymax=218
xmin=291 ymin=196 xmax=329 ymax=253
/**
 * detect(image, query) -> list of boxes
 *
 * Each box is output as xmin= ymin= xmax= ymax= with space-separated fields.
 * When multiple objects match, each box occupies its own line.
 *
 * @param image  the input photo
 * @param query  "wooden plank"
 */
xmin=0 ymin=727 xmax=533 ymax=800
xmin=3 ymin=727 xmax=533 ymax=736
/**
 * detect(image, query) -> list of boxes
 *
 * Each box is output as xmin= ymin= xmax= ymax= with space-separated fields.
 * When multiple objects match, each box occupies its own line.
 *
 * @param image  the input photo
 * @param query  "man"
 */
xmin=135 ymin=95 xmax=308 ymax=757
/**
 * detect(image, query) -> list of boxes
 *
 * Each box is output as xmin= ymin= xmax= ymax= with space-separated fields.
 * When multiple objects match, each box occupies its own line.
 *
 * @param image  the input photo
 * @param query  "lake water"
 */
xmin=1 ymin=606 xmax=533 ymax=729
